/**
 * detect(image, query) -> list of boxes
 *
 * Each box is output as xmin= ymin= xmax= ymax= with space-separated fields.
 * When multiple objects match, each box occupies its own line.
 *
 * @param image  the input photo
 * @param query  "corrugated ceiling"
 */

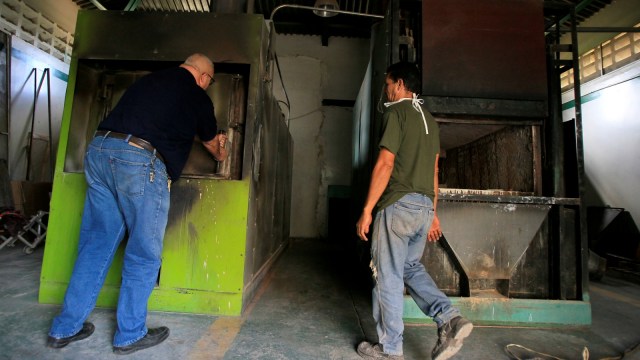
xmin=72 ymin=0 xmax=612 ymax=39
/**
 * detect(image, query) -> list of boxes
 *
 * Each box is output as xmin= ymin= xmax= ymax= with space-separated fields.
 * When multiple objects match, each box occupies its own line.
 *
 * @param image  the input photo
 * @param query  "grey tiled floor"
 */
xmin=1 ymin=238 xmax=639 ymax=359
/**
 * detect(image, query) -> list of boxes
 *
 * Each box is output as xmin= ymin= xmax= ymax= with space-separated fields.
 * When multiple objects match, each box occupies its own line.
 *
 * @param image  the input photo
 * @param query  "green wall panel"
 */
xmin=161 ymin=179 xmax=249 ymax=294
xmin=39 ymin=176 xmax=250 ymax=316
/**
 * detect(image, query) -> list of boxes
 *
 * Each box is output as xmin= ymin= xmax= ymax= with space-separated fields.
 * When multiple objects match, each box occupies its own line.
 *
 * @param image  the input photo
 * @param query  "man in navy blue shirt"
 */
xmin=47 ymin=53 xmax=227 ymax=355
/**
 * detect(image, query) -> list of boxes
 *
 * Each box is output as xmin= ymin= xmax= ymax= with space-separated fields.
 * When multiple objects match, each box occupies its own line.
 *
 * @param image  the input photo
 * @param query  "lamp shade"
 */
xmin=313 ymin=0 xmax=339 ymax=17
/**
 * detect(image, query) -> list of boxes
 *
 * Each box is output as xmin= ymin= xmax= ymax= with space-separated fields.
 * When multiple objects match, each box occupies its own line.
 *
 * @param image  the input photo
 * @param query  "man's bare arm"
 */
xmin=356 ymin=148 xmax=395 ymax=241
xmin=428 ymin=154 xmax=442 ymax=242
xmin=202 ymin=133 xmax=228 ymax=162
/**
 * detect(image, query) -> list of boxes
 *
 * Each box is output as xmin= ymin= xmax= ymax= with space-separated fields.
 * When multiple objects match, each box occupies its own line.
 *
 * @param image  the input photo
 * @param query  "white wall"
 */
xmin=9 ymin=36 xmax=69 ymax=181
xmin=562 ymin=62 xmax=640 ymax=226
xmin=273 ymin=35 xmax=369 ymax=238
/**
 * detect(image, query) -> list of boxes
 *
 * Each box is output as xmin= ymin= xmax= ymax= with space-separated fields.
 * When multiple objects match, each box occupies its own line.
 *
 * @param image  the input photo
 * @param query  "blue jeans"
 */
xmin=370 ymin=193 xmax=460 ymax=355
xmin=49 ymin=135 xmax=170 ymax=346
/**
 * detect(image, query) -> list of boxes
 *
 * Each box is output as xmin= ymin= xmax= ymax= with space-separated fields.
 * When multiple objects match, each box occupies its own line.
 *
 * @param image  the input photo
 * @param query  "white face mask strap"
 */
xmin=412 ymin=93 xmax=429 ymax=135
xmin=383 ymin=98 xmax=406 ymax=107
xmin=382 ymin=91 xmax=429 ymax=135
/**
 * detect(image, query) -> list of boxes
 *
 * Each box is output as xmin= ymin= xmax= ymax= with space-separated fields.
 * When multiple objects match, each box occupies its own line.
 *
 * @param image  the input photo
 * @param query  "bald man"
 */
xmin=47 ymin=53 xmax=227 ymax=355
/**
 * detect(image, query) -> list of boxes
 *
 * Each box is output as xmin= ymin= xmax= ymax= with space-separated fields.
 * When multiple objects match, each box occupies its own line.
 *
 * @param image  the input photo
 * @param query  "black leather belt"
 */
xmin=94 ymin=130 xmax=164 ymax=163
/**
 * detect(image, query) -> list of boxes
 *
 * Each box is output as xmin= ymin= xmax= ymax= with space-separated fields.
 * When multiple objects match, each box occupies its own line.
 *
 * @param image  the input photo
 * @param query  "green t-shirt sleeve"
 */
xmin=379 ymin=110 xmax=401 ymax=154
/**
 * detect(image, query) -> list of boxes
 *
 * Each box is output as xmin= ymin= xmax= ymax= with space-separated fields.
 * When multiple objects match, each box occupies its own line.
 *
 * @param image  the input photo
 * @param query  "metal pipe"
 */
xmin=532 ymin=125 xmax=542 ymax=196
xmin=570 ymin=5 xmax=590 ymax=304
xmin=26 ymin=69 xmax=53 ymax=181
xmin=88 ymin=0 xmax=107 ymax=10
xmin=274 ymin=53 xmax=290 ymax=127
xmin=26 ymin=68 xmax=36 ymax=181
xmin=547 ymin=40 xmax=565 ymax=198
xmin=434 ymin=118 xmax=543 ymax=126
xmin=563 ymin=26 xmax=640 ymax=33
xmin=270 ymin=4 xmax=383 ymax=20
xmin=3 ymin=33 xmax=11 ymax=174
xmin=46 ymin=69 xmax=53 ymax=182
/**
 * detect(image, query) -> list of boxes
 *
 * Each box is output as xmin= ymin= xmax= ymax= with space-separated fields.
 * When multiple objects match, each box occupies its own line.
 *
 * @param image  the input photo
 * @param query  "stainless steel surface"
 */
xmin=439 ymin=200 xmax=551 ymax=280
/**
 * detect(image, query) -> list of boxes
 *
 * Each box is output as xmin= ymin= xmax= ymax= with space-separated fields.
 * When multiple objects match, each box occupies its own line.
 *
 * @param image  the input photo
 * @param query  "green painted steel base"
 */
xmin=39 ymin=173 xmax=251 ymax=316
xmin=39 ymin=282 xmax=243 ymax=315
xmin=403 ymin=296 xmax=592 ymax=327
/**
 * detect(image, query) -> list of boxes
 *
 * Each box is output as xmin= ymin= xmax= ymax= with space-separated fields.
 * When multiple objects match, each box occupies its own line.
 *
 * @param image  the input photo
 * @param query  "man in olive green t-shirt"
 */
xmin=355 ymin=62 xmax=473 ymax=360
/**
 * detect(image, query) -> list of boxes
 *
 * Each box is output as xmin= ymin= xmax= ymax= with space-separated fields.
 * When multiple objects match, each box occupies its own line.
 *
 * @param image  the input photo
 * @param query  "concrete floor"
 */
xmin=1 ymin=238 xmax=639 ymax=360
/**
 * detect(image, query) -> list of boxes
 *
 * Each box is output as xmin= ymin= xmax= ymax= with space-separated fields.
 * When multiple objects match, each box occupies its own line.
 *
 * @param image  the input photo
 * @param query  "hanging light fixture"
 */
xmin=269 ymin=1 xmax=382 ymax=21
xmin=313 ymin=0 xmax=339 ymax=18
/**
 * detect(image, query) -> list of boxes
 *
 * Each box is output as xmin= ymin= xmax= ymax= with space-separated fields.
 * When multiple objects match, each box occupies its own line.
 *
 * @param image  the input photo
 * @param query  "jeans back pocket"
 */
xmin=112 ymin=158 xmax=147 ymax=197
xmin=391 ymin=200 xmax=425 ymax=237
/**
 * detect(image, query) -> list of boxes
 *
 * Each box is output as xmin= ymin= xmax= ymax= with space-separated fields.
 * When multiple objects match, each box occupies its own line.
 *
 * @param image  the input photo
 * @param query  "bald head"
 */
xmin=180 ymin=53 xmax=215 ymax=90
xmin=184 ymin=53 xmax=213 ymax=73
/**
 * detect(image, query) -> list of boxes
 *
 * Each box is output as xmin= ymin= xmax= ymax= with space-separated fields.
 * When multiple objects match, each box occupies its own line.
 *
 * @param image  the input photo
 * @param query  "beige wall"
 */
xmin=273 ymin=35 xmax=369 ymax=238
xmin=22 ymin=0 xmax=79 ymax=34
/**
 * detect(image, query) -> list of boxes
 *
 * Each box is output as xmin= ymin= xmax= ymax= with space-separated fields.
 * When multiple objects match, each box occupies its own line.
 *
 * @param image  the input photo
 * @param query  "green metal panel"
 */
xmin=40 ymin=11 xmax=291 ymax=317
xmin=39 ymin=54 xmax=129 ymax=306
xmin=40 ymin=175 xmax=251 ymax=315
xmin=155 ymin=179 xmax=249 ymax=314
xmin=404 ymin=297 xmax=592 ymax=326
xmin=39 ymin=173 xmax=89 ymax=287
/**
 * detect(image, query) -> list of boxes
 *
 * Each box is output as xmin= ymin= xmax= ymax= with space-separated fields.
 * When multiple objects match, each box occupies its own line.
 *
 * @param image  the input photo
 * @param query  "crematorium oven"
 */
xmin=353 ymin=0 xmax=589 ymax=326
xmin=39 ymin=11 xmax=292 ymax=316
